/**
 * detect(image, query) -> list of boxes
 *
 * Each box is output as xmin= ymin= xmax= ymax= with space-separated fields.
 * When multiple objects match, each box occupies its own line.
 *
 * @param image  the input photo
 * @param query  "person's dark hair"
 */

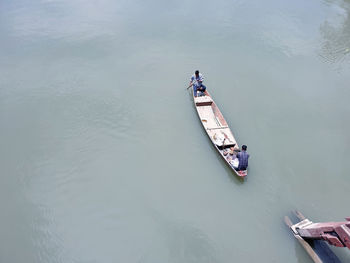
xmin=242 ymin=145 xmax=247 ymax=151
xmin=195 ymin=70 xmax=199 ymax=75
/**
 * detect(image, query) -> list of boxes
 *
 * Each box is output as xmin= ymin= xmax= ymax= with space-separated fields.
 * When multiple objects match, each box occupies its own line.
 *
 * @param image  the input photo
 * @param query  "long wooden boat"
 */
xmin=284 ymin=211 xmax=342 ymax=263
xmin=191 ymin=89 xmax=247 ymax=178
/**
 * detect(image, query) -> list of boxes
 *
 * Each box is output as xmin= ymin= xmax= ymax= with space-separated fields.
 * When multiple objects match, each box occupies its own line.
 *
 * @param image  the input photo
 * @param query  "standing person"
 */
xmin=188 ymin=70 xmax=207 ymax=97
xmin=235 ymin=145 xmax=249 ymax=171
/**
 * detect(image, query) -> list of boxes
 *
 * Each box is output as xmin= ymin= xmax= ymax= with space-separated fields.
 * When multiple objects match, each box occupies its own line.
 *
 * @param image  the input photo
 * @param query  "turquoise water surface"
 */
xmin=1 ymin=0 xmax=350 ymax=262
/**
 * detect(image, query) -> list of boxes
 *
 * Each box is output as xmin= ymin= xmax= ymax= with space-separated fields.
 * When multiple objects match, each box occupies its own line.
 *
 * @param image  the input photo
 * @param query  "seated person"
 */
xmin=235 ymin=145 xmax=249 ymax=171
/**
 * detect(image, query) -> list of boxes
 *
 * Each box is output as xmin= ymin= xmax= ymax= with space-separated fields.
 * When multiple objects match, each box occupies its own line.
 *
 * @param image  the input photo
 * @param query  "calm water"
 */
xmin=1 ymin=0 xmax=350 ymax=262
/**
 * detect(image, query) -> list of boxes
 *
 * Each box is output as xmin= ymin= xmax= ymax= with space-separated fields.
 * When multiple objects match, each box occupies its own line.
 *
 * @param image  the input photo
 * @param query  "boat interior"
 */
xmin=194 ymin=94 xmax=238 ymax=150
xmin=194 ymin=93 xmax=241 ymax=169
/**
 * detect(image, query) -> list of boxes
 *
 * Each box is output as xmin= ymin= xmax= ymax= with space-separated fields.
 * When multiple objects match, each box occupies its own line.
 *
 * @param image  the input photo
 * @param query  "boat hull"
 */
xmin=192 ymin=89 xmax=247 ymax=178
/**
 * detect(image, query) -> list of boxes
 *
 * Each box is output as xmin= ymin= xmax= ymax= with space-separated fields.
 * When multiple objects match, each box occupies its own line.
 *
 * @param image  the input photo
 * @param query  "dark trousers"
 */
xmin=193 ymin=84 xmax=207 ymax=96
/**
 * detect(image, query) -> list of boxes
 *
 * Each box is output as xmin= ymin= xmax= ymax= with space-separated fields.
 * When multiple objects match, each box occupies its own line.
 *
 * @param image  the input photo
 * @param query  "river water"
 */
xmin=1 ymin=0 xmax=350 ymax=262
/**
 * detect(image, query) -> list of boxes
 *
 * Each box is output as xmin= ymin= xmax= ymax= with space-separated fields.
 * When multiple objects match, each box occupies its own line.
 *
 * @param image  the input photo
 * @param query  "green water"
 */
xmin=1 ymin=0 xmax=350 ymax=262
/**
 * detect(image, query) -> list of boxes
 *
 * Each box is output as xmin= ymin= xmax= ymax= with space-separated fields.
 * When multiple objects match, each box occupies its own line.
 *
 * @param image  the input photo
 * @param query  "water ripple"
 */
xmin=318 ymin=0 xmax=350 ymax=66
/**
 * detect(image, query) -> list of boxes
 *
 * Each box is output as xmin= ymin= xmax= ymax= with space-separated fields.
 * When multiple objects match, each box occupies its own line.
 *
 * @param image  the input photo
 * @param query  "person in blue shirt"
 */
xmin=188 ymin=70 xmax=207 ymax=97
xmin=235 ymin=145 xmax=249 ymax=171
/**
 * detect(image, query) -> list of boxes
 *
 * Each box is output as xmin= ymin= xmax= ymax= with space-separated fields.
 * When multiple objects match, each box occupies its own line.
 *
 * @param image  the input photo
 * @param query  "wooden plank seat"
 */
xmin=206 ymin=126 xmax=229 ymax=130
xmin=194 ymin=95 xmax=213 ymax=106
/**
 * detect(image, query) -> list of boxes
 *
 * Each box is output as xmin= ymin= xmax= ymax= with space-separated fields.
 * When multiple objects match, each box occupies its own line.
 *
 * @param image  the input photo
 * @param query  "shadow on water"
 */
xmin=294 ymin=238 xmax=344 ymax=263
xmin=319 ymin=0 xmax=350 ymax=67
xmin=187 ymin=91 xmax=244 ymax=186
xmin=214 ymin=151 xmax=245 ymax=185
